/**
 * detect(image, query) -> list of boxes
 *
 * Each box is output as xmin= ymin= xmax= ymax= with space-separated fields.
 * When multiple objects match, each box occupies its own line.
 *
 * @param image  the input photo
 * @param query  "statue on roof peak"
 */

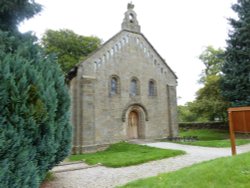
xmin=127 ymin=2 xmax=134 ymax=10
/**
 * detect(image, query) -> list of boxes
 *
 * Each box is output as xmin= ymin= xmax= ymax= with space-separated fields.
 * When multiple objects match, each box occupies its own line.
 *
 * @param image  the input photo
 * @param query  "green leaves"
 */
xmin=179 ymin=46 xmax=229 ymax=122
xmin=41 ymin=29 xmax=101 ymax=73
xmin=198 ymin=46 xmax=224 ymax=83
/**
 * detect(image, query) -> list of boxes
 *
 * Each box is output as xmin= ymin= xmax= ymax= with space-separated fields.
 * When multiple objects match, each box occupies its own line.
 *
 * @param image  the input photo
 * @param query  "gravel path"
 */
xmin=47 ymin=142 xmax=250 ymax=188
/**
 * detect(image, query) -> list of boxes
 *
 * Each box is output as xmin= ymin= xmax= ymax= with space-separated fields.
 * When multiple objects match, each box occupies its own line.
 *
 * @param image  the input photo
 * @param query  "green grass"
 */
xmin=69 ymin=142 xmax=185 ymax=167
xmin=179 ymin=129 xmax=229 ymax=140
xmin=43 ymin=171 xmax=55 ymax=182
xmin=119 ymin=151 xmax=250 ymax=188
xmin=174 ymin=129 xmax=250 ymax=147
xmin=177 ymin=139 xmax=250 ymax=147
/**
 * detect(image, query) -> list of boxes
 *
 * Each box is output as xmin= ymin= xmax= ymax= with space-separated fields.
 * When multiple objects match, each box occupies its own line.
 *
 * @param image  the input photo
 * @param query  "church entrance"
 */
xmin=123 ymin=104 xmax=147 ymax=139
xmin=128 ymin=111 xmax=139 ymax=139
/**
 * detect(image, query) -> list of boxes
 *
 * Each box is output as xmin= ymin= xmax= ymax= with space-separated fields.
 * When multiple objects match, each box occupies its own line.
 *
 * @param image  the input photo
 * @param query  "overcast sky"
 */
xmin=19 ymin=0 xmax=237 ymax=105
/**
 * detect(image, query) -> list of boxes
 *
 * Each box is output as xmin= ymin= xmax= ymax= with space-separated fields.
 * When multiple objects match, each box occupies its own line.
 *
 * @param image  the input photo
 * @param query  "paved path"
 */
xmin=47 ymin=143 xmax=250 ymax=188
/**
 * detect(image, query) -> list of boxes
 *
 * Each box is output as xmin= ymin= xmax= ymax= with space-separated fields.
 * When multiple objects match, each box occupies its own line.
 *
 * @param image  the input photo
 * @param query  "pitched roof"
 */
xmin=67 ymin=29 xmax=177 ymax=81
xmin=67 ymin=3 xmax=177 ymax=81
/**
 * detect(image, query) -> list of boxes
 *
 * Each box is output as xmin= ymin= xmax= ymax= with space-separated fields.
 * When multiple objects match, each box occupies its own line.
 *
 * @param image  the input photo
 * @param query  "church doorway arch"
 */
xmin=124 ymin=104 xmax=147 ymax=139
xmin=128 ymin=111 xmax=139 ymax=139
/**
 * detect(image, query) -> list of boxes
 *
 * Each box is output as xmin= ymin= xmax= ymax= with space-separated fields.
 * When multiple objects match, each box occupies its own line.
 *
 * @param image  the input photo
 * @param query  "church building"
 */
xmin=69 ymin=3 xmax=178 ymax=153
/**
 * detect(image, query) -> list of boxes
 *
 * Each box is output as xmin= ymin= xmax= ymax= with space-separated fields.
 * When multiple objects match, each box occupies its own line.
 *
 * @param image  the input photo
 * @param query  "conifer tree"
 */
xmin=0 ymin=31 xmax=72 ymax=187
xmin=221 ymin=0 xmax=250 ymax=106
xmin=0 ymin=0 xmax=41 ymax=32
xmin=0 ymin=1 xmax=72 ymax=187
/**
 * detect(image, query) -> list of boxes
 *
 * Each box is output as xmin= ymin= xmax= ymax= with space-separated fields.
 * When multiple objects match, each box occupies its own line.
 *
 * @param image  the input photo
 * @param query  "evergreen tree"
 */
xmin=221 ymin=0 xmax=250 ymax=106
xmin=0 ymin=0 xmax=72 ymax=186
xmin=0 ymin=32 xmax=72 ymax=187
xmin=0 ymin=0 xmax=41 ymax=32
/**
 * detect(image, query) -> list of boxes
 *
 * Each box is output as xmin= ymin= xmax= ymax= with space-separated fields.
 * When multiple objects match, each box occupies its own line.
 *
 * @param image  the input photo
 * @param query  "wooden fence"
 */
xmin=228 ymin=106 xmax=250 ymax=155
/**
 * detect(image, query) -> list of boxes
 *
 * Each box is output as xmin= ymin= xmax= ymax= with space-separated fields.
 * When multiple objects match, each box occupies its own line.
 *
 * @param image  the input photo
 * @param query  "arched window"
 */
xmin=122 ymin=38 xmax=126 ymax=45
xmin=136 ymin=37 xmax=140 ymax=44
xmin=110 ymin=75 xmax=120 ymax=96
xmin=148 ymin=80 xmax=157 ymax=96
xmin=110 ymin=48 xmax=114 ymax=56
xmin=115 ymin=44 xmax=118 ymax=52
xmin=154 ymin=59 xmax=157 ymax=66
xmin=102 ymin=54 xmax=106 ymax=63
xmin=106 ymin=51 xmax=110 ymax=59
xmin=118 ymin=41 xmax=122 ymax=49
xmin=111 ymin=77 xmax=118 ymax=94
xmin=130 ymin=77 xmax=140 ymax=96
xmin=129 ymin=13 xmax=134 ymax=23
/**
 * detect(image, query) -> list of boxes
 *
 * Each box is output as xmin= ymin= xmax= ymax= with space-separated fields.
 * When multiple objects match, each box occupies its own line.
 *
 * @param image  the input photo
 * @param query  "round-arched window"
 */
xmin=129 ymin=13 xmax=134 ymax=23
xmin=148 ymin=80 xmax=157 ymax=96
xmin=130 ymin=78 xmax=140 ymax=96
xmin=111 ymin=77 xmax=118 ymax=95
xmin=110 ymin=75 xmax=120 ymax=96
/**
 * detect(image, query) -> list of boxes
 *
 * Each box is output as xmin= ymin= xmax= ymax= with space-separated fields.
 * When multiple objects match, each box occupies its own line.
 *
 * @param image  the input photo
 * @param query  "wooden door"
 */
xmin=128 ymin=111 xmax=139 ymax=139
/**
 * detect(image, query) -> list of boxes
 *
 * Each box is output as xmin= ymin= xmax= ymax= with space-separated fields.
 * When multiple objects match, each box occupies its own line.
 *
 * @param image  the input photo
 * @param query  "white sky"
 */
xmin=19 ymin=0 xmax=237 ymax=105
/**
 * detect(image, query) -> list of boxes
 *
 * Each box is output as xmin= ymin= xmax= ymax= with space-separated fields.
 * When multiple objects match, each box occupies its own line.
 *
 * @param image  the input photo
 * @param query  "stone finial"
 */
xmin=127 ymin=2 xmax=134 ymax=10
xmin=122 ymin=3 xmax=141 ymax=32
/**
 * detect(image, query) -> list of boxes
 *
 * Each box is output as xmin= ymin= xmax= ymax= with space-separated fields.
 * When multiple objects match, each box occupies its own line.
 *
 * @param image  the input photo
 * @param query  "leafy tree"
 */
xmin=178 ymin=103 xmax=205 ymax=122
xmin=41 ymin=29 xmax=101 ymax=73
xmin=198 ymin=46 xmax=224 ymax=83
xmin=189 ymin=46 xmax=229 ymax=121
xmin=0 ymin=0 xmax=41 ymax=32
xmin=190 ymin=75 xmax=229 ymax=121
xmin=221 ymin=0 xmax=250 ymax=107
xmin=179 ymin=46 xmax=229 ymax=122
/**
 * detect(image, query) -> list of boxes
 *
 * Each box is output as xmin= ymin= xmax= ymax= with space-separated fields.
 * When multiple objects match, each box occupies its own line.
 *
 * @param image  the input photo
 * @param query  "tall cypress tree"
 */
xmin=0 ymin=0 xmax=72 ymax=187
xmin=221 ymin=0 xmax=250 ymax=107
xmin=0 ymin=39 xmax=72 ymax=186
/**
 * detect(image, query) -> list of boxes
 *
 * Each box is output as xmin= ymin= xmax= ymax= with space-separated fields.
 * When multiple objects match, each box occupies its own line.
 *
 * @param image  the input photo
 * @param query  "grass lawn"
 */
xmin=179 ymin=129 xmax=229 ymax=140
xmin=119 ymin=151 xmax=250 ymax=188
xmin=69 ymin=142 xmax=185 ymax=167
xmin=174 ymin=129 xmax=250 ymax=147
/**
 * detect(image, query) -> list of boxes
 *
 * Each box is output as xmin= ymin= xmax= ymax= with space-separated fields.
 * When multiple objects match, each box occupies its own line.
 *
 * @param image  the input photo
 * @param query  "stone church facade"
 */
xmin=69 ymin=3 xmax=178 ymax=153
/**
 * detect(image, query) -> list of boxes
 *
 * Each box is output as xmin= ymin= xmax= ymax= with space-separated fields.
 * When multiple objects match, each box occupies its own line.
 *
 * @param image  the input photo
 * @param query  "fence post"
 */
xmin=228 ymin=110 xmax=236 ymax=155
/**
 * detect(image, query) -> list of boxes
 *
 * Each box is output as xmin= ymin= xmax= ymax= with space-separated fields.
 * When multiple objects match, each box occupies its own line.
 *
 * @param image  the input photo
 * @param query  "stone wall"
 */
xmin=179 ymin=122 xmax=229 ymax=130
xmin=70 ymin=31 xmax=178 ymax=153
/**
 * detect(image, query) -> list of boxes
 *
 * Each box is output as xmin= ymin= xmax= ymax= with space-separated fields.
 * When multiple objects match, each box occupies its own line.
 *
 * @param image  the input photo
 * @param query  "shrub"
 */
xmin=0 ymin=33 xmax=72 ymax=187
xmin=179 ymin=122 xmax=228 ymax=130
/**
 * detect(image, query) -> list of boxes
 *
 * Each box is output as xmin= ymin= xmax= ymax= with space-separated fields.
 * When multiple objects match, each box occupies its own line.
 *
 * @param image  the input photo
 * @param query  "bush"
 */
xmin=179 ymin=122 xmax=228 ymax=130
xmin=0 ymin=33 xmax=72 ymax=187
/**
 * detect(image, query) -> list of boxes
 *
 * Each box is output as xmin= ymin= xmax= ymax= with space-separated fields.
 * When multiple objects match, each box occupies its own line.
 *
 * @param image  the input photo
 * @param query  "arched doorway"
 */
xmin=124 ymin=104 xmax=147 ymax=139
xmin=128 ymin=111 xmax=139 ymax=139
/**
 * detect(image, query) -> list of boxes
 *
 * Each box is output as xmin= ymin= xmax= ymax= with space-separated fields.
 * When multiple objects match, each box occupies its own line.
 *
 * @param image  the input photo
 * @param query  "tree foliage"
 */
xmin=0 ymin=1 xmax=72 ymax=187
xmin=221 ymin=0 xmax=250 ymax=107
xmin=41 ymin=29 xmax=101 ymax=73
xmin=179 ymin=46 xmax=229 ymax=122
xmin=198 ymin=46 xmax=224 ymax=83
xmin=0 ymin=31 xmax=72 ymax=188
xmin=178 ymin=103 xmax=205 ymax=122
xmin=189 ymin=46 xmax=229 ymax=121
xmin=0 ymin=0 xmax=41 ymax=32
xmin=190 ymin=75 xmax=229 ymax=121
